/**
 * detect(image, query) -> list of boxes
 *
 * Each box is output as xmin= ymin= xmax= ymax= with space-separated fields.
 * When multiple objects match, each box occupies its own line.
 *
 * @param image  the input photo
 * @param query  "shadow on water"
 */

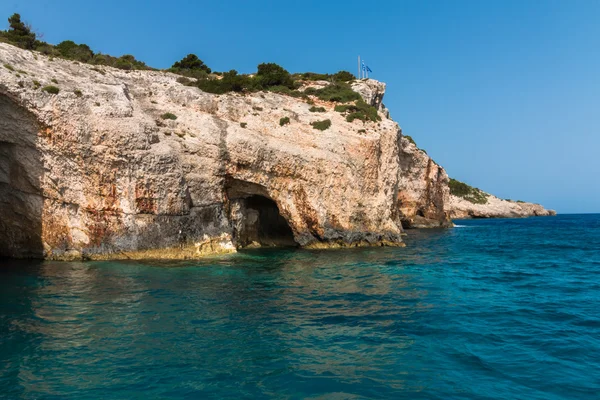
xmin=0 ymin=92 xmax=44 ymax=258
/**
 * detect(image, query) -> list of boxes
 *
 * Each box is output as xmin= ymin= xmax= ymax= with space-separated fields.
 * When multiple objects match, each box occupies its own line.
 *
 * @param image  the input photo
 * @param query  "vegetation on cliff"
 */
xmin=1 ymin=12 xmax=383 ymax=136
xmin=334 ymin=99 xmax=382 ymax=123
xmin=0 ymin=13 xmax=359 ymax=98
xmin=449 ymin=179 xmax=488 ymax=204
xmin=0 ymin=14 xmax=151 ymax=70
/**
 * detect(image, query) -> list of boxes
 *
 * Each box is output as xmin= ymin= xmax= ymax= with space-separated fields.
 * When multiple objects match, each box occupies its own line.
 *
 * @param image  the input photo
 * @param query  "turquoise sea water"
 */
xmin=1 ymin=214 xmax=599 ymax=399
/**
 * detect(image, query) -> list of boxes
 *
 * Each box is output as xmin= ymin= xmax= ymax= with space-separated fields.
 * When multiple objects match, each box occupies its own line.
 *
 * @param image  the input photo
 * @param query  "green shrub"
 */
xmin=240 ymin=122 xmax=247 ymax=128
xmin=311 ymin=83 xmax=361 ymax=103
xmin=169 ymin=68 xmax=209 ymax=80
xmin=89 ymin=53 xmax=150 ymax=71
xmin=295 ymin=70 xmax=355 ymax=82
xmin=279 ymin=117 xmax=290 ymax=126
xmin=309 ymin=106 xmax=326 ymax=112
xmin=332 ymin=70 xmax=355 ymax=82
xmin=517 ymin=200 xmax=526 ymax=203
xmin=3 ymin=63 xmax=14 ymax=71
xmin=176 ymin=76 xmax=192 ymax=85
xmin=267 ymin=85 xmax=308 ymax=99
xmin=334 ymin=99 xmax=380 ymax=122
xmin=51 ymin=78 xmax=58 ymax=84
xmin=161 ymin=112 xmax=177 ymax=120
xmin=311 ymin=119 xmax=331 ymax=131
xmin=171 ymin=54 xmax=211 ymax=74
xmin=42 ymin=85 xmax=59 ymax=94
xmin=115 ymin=57 xmax=133 ymax=70
xmin=32 ymin=80 xmax=40 ymax=89
xmin=195 ymin=78 xmax=231 ymax=94
xmin=74 ymin=89 xmax=82 ymax=97
xmin=295 ymin=72 xmax=330 ymax=81
xmin=449 ymin=178 xmax=488 ymax=204
xmin=194 ymin=70 xmax=252 ymax=94
xmin=403 ymin=135 xmax=416 ymax=146
xmin=256 ymin=62 xmax=294 ymax=89
xmin=55 ymin=40 xmax=94 ymax=62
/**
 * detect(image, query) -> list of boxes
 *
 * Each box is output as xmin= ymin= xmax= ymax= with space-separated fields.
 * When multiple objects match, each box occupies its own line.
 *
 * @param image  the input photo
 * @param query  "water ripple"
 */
xmin=1 ymin=214 xmax=599 ymax=399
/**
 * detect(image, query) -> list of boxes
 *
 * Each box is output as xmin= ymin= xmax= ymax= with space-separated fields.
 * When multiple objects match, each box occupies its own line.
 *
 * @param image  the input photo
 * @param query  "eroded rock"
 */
xmin=0 ymin=43 xmax=553 ymax=259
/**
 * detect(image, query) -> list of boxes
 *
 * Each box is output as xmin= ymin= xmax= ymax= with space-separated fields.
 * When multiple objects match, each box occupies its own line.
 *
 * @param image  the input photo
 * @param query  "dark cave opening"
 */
xmin=243 ymin=195 xmax=296 ymax=247
xmin=0 ymin=94 xmax=44 ymax=258
xmin=226 ymin=179 xmax=297 ymax=249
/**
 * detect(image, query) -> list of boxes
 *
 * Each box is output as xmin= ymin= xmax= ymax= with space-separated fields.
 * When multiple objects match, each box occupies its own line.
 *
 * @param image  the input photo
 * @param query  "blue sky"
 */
xmin=1 ymin=0 xmax=598 ymax=213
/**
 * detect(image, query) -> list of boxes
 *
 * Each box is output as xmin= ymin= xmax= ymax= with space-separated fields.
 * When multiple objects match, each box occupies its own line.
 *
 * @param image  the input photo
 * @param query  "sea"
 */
xmin=1 ymin=214 xmax=599 ymax=399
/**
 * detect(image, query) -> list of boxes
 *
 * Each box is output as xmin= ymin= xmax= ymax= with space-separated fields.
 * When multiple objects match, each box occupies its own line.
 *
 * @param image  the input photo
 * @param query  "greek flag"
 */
xmin=362 ymin=60 xmax=373 ymax=74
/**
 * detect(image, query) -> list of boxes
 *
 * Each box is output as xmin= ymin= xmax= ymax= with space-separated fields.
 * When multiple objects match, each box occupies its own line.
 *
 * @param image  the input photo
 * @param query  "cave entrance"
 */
xmin=227 ymin=180 xmax=297 ymax=249
xmin=0 ymin=94 xmax=44 ymax=258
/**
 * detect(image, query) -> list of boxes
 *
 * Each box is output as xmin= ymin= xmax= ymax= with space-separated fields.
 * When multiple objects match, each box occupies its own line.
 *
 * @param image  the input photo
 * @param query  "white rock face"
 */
xmin=0 ymin=43 xmax=553 ymax=259
xmin=397 ymin=138 xmax=451 ymax=228
xmin=447 ymin=194 xmax=556 ymax=219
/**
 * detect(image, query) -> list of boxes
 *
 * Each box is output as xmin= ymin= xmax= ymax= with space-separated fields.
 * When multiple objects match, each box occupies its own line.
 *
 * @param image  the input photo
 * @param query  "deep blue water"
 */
xmin=1 ymin=214 xmax=599 ymax=399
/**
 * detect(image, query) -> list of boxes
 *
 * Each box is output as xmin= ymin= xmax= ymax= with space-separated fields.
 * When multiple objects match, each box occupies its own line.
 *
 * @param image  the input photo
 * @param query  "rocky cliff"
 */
xmin=447 ymin=194 xmax=556 ymax=219
xmin=0 ymin=43 xmax=551 ymax=260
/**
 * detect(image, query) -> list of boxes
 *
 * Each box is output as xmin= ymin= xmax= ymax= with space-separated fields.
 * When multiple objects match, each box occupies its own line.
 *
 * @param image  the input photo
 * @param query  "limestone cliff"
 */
xmin=0 ymin=43 xmax=551 ymax=260
xmin=447 ymin=194 xmax=556 ymax=219
xmin=1 ymin=43 xmax=417 ymax=259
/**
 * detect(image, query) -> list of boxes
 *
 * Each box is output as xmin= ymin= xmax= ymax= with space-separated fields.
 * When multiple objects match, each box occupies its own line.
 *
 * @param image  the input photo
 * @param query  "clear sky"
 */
xmin=1 ymin=0 xmax=598 ymax=213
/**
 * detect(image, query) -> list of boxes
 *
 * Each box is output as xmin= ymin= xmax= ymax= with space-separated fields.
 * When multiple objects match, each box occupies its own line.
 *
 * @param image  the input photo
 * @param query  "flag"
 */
xmin=366 ymin=65 xmax=373 ymax=73
xmin=361 ymin=60 xmax=366 ymax=72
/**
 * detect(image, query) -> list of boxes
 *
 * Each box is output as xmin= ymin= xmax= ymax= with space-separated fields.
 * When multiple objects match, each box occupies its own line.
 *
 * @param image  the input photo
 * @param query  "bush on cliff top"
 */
xmin=0 ymin=12 xmax=362 ymax=99
xmin=293 ymin=70 xmax=355 ymax=83
xmin=55 ymin=40 xmax=94 ymax=62
xmin=0 ymin=13 xmax=151 ymax=70
xmin=305 ymin=83 xmax=361 ymax=103
xmin=334 ymin=99 xmax=380 ymax=123
xmin=449 ymin=178 xmax=488 ymax=205
xmin=171 ymin=54 xmax=211 ymax=74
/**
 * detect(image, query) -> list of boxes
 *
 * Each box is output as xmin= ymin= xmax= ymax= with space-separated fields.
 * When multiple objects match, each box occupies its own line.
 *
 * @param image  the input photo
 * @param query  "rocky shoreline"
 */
xmin=0 ymin=43 xmax=554 ymax=259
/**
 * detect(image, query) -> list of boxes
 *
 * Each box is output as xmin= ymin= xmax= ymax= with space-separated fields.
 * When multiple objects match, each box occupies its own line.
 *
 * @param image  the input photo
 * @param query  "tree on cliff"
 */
xmin=171 ymin=54 xmax=211 ymax=74
xmin=255 ymin=63 xmax=294 ymax=89
xmin=5 ymin=13 xmax=36 ymax=49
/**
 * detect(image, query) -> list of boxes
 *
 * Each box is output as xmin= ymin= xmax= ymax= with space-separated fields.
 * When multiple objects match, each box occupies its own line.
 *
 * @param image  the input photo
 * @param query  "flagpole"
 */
xmin=358 ymin=55 xmax=361 ymax=79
